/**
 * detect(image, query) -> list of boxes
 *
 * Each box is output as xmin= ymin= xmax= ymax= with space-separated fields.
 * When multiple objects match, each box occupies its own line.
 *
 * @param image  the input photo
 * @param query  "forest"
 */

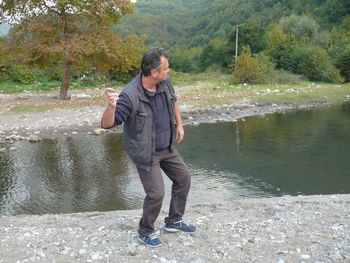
xmin=115 ymin=0 xmax=350 ymax=83
xmin=0 ymin=0 xmax=349 ymax=97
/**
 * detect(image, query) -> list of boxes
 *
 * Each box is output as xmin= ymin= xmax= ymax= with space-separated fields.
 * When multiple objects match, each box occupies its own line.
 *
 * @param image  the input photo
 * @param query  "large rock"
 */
xmin=28 ymin=134 xmax=42 ymax=142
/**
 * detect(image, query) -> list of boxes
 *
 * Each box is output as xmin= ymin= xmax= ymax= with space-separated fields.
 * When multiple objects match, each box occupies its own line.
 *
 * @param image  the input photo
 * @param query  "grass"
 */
xmin=0 ymin=78 xmax=125 ymax=94
xmin=8 ymin=102 xmax=97 ymax=114
xmin=172 ymin=73 xmax=350 ymax=107
xmin=251 ymin=83 xmax=350 ymax=105
xmin=171 ymin=71 xmax=232 ymax=87
xmin=0 ymin=80 xmax=61 ymax=93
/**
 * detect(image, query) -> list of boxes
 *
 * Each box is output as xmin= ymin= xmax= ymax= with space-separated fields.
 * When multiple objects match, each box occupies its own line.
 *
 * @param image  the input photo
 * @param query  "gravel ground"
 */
xmin=0 ymin=194 xmax=349 ymax=263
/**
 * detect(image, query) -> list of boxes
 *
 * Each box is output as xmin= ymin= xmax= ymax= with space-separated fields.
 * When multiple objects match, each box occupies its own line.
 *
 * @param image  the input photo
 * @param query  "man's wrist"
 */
xmin=107 ymin=104 xmax=116 ymax=110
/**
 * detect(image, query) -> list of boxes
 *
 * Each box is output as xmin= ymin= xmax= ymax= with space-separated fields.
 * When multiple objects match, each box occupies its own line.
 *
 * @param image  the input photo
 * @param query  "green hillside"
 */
xmin=115 ymin=0 xmax=350 ymax=48
xmin=1 ymin=0 xmax=349 ymax=85
xmin=114 ymin=0 xmax=350 ymax=83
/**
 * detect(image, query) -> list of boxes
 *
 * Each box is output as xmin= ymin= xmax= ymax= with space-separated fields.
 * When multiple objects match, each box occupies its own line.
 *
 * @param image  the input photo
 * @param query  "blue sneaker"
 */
xmin=164 ymin=220 xmax=196 ymax=233
xmin=138 ymin=233 xmax=162 ymax=247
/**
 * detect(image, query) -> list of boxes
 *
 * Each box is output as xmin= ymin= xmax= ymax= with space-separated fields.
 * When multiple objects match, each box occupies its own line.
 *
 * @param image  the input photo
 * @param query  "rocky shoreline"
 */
xmin=1 ymin=194 xmax=349 ymax=263
xmin=0 ymin=95 xmax=330 ymax=143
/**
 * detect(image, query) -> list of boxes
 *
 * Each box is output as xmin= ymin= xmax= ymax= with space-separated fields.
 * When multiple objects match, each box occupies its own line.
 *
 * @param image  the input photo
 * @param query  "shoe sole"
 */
xmin=137 ymin=237 xmax=162 ymax=248
xmin=164 ymin=227 xmax=181 ymax=232
xmin=164 ymin=226 xmax=197 ymax=233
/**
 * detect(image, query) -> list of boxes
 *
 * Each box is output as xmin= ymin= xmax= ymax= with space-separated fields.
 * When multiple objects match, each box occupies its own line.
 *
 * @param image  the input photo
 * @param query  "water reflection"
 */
xmin=0 ymin=135 xmax=141 ymax=215
xmin=1 ymin=102 xmax=350 ymax=215
xmin=178 ymin=103 xmax=350 ymax=197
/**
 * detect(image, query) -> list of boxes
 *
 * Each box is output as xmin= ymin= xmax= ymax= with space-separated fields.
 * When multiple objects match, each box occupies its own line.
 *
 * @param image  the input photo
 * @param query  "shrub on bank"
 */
xmin=10 ymin=65 xmax=35 ymax=84
xmin=233 ymin=47 xmax=275 ymax=84
xmin=290 ymin=45 xmax=343 ymax=83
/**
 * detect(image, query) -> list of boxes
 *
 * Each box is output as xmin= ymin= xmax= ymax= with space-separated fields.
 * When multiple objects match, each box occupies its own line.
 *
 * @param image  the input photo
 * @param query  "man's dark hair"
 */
xmin=141 ymin=47 xmax=169 ymax=76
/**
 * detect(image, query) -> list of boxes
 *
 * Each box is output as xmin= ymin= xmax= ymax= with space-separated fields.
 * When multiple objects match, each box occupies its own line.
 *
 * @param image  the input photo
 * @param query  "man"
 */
xmin=101 ymin=47 xmax=196 ymax=247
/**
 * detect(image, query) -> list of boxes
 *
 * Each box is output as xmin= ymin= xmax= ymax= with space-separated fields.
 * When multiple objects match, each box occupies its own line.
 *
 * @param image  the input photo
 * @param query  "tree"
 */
xmin=197 ymin=38 xmax=230 ymax=72
xmin=0 ymin=0 xmax=142 ymax=99
xmin=279 ymin=14 xmax=329 ymax=47
xmin=265 ymin=24 xmax=295 ymax=70
xmin=228 ymin=18 xmax=267 ymax=55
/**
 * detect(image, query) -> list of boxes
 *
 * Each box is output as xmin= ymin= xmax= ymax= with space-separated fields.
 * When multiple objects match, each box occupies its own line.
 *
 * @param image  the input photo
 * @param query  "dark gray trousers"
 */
xmin=136 ymin=148 xmax=191 ymax=236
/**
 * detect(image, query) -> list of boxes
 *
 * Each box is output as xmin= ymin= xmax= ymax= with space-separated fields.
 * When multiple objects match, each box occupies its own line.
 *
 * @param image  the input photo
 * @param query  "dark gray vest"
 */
xmin=122 ymin=73 xmax=177 ymax=171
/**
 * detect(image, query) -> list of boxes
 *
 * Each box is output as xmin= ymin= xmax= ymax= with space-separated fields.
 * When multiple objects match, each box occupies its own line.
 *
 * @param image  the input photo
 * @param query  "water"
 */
xmin=1 ymin=103 xmax=350 ymax=216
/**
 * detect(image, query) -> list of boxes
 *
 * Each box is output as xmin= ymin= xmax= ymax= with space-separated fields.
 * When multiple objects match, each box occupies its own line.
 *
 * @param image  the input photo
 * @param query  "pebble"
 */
xmin=94 ymin=128 xmax=107 ymax=135
xmin=192 ymin=121 xmax=200 ymax=126
xmin=58 ymin=246 xmax=70 ymax=255
xmin=301 ymin=255 xmax=311 ymax=259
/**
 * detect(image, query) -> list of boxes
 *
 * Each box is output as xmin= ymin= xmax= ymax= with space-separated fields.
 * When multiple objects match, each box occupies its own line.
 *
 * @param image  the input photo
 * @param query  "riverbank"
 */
xmin=1 ymin=194 xmax=349 ymax=263
xmin=0 ymin=87 xmax=335 ymax=142
xmin=1 ymin=81 xmax=350 ymax=142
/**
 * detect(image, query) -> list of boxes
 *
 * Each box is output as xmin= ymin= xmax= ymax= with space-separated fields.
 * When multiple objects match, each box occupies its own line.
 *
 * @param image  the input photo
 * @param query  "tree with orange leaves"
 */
xmin=0 ymin=0 xmax=144 ymax=99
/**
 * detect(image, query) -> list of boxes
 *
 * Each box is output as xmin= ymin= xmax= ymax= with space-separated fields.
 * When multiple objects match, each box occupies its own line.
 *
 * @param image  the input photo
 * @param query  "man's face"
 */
xmin=153 ymin=56 xmax=169 ymax=82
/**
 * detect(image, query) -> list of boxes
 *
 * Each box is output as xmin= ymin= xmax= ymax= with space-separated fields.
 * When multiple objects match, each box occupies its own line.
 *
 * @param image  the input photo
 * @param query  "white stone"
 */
xmin=73 ymin=93 xmax=92 ymax=99
xmin=91 ymin=251 xmax=102 ymax=260
xmin=28 ymin=134 xmax=42 ymax=142
xmin=301 ymin=255 xmax=311 ymax=259
xmin=79 ymin=249 xmax=87 ymax=255
xmin=94 ymin=129 xmax=107 ymax=135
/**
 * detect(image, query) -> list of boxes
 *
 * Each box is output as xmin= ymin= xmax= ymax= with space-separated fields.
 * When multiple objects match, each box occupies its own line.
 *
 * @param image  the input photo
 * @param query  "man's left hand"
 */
xmin=176 ymin=125 xmax=184 ymax=143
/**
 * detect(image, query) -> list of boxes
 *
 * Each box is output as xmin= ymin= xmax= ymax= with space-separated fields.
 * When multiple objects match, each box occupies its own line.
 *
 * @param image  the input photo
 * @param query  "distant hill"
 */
xmin=0 ymin=24 xmax=10 ymax=36
xmin=114 ymin=0 xmax=350 ymax=48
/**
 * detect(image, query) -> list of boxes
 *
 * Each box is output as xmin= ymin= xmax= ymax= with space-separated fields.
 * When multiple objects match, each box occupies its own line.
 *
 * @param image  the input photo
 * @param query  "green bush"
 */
xmin=233 ymin=47 xmax=275 ymax=84
xmin=10 ymin=65 xmax=35 ymax=84
xmin=0 ymin=64 xmax=10 ymax=82
xmin=335 ymin=47 xmax=350 ymax=82
xmin=291 ymin=45 xmax=343 ymax=83
xmin=108 ymin=70 xmax=135 ymax=83
xmin=46 ymin=65 xmax=62 ymax=81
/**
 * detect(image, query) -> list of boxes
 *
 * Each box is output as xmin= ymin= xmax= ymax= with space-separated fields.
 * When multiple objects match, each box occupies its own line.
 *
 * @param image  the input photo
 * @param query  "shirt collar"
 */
xmin=142 ymin=82 xmax=165 ymax=97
